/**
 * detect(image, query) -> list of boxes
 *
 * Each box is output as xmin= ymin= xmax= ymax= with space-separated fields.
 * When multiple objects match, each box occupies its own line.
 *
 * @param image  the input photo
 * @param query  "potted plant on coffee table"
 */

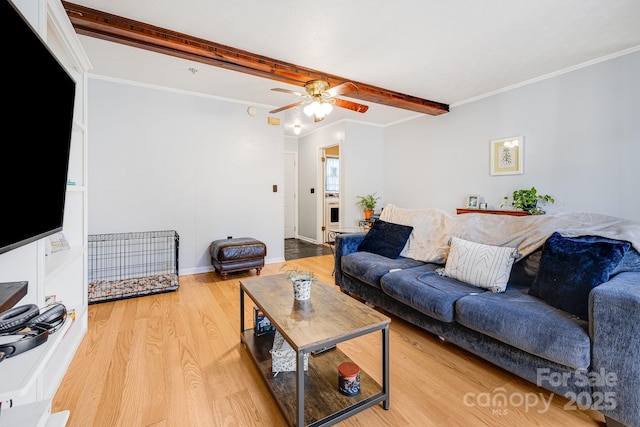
xmin=281 ymin=264 xmax=316 ymax=300
xmin=502 ymin=186 xmax=554 ymax=215
xmin=356 ymin=193 xmax=381 ymax=220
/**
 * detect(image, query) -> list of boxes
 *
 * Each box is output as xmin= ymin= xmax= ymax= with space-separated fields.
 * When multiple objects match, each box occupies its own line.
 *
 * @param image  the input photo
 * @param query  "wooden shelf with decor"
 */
xmin=456 ymin=208 xmax=529 ymax=217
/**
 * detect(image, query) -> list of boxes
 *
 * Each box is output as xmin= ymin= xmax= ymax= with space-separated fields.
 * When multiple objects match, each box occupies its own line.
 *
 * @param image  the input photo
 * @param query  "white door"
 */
xmin=284 ymin=152 xmax=296 ymax=239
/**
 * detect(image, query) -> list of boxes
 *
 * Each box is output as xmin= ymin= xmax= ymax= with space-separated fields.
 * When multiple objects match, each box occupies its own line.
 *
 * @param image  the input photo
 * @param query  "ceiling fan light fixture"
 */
xmin=271 ymin=80 xmax=368 ymax=123
xmin=293 ymin=124 xmax=301 ymax=135
xmin=303 ymin=102 xmax=316 ymax=117
xmin=304 ymin=99 xmax=332 ymax=119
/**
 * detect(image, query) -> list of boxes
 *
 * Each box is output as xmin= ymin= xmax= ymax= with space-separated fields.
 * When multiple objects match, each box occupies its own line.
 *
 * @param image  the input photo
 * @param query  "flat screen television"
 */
xmin=0 ymin=0 xmax=76 ymax=255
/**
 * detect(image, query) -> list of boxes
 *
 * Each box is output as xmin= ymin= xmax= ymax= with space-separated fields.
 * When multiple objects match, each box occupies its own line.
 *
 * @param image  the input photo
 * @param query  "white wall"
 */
xmin=296 ymin=122 xmax=385 ymax=242
xmin=340 ymin=122 xmax=385 ymax=226
xmin=296 ymin=123 xmax=344 ymax=241
xmin=284 ymin=135 xmax=298 ymax=152
xmin=88 ymin=78 xmax=285 ymax=274
xmin=86 ymin=50 xmax=640 ymax=274
xmin=384 ymin=50 xmax=640 ymax=221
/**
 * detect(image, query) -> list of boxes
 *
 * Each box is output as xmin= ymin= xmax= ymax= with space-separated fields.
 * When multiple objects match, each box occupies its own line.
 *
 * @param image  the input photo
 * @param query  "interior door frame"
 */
xmin=284 ymin=150 xmax=298 ymax=239
xmin=316 ymin=143 xmax=341 ymax=244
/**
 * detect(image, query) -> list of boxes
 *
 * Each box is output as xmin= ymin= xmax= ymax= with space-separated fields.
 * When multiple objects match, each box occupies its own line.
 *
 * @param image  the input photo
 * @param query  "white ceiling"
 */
xmin=71 ymin=0 xmax=640 ymax=136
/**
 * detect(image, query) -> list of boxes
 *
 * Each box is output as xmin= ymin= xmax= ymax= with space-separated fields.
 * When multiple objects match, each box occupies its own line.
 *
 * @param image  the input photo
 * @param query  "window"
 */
xmin=325 ymin=157 xmax=339 ymax=192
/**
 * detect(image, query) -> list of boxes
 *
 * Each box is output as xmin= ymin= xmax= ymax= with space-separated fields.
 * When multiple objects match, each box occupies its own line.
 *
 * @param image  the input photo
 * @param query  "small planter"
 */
xmin=502 ymin=187 xmax=554 ymax=215
xmin=291 ymin=276 xmax=313 ymax=300
xmin=356 ymin=193 xmax=380 ymax=220
xmin=282 ymin=266 xmax=315 ymax=300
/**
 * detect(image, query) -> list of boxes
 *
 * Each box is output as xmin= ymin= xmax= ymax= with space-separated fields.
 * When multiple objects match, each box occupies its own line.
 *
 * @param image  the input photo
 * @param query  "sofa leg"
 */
xmin=221 ymin=272 xmax=228 ymax=280
xmin=256 ymin=267 xmax=262 ymax=276
xmin=605 ymin=416 xmax=627 ymax=427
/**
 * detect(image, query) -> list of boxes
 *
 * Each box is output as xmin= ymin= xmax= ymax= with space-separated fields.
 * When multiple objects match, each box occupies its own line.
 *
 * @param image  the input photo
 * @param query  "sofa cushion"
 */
xmin=529 ymin=232 xmax=630 ymax=320
xmin=357 ymin=219 xmax=414 ymax=259
xmin=381 ymin=270 xmax=486 ymax=322
xmin=443 ymin=237 xmax=519 ymax=292
xmin=341 ymin=252 xmax=425 ymax=290
xmin=455 ymin=286 xmax=591 ymax=369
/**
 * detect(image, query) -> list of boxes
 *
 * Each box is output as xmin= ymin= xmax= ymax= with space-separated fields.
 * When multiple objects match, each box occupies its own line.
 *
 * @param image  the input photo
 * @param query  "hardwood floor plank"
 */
xmin=53 ymin=254 xmax=604 ymax=426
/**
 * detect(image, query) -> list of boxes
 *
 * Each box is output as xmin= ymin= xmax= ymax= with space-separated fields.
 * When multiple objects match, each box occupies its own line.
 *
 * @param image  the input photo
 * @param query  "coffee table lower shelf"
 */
xmin=241 ymin=330 xmax=386 ymax=426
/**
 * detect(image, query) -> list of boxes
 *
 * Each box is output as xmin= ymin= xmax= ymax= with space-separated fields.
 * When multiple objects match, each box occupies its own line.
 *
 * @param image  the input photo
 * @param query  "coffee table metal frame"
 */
xmin=240 ymin=274 xmax=390 ymax=426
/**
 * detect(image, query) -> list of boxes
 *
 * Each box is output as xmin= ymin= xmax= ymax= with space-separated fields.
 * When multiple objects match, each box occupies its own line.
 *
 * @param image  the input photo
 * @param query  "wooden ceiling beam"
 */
xmin=62 ymin=2 xmax=449 ymax=116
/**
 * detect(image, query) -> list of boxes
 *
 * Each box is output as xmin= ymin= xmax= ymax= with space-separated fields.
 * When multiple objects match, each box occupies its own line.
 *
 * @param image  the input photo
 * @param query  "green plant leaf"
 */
xmin=356 ymin=192 xmax=380 ymax=210
xmin=501 ymin=187 xmax=554 ymax=214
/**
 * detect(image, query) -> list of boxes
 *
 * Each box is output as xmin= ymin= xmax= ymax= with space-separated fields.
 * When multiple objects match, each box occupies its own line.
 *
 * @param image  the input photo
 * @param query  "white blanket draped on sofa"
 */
xmin=379 ymin=204 xmax=640 ymax=264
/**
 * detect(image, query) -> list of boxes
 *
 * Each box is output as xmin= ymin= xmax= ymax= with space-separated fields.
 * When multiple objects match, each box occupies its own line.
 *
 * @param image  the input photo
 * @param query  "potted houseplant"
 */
xmin=356 ymin=193 xmax=381 ymax=220
xmin=502 ymin=186 xmax=554 ymax=215
xmin=281 ymin=264 xmax=316 ymax=300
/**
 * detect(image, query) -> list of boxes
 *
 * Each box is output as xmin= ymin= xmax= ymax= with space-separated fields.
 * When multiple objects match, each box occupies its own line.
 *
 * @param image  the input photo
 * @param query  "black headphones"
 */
xmin=0 ymin=304 xmax=40 ymax=334
xmin=0 ymin=303 xmax=67 ymax=360
xmin=27 ymin=303 xmax=67 ymax=333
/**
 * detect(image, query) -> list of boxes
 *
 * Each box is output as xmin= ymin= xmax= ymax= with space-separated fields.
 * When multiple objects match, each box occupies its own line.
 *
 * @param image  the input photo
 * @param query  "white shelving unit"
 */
xmin=0 ymin=400 xmax=68 ymax=427
xmin=0 ymin=0 xmax=91 ymax=425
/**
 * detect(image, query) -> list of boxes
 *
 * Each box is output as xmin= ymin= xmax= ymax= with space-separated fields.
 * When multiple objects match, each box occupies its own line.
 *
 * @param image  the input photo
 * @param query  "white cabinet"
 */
xmin=0 ymin=0 xmax=90 ymax=424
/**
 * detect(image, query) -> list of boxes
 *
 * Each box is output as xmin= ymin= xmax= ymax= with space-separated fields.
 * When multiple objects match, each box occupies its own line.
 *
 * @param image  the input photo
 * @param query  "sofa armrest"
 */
xmin=334 ymin=232 xmax=366 ymax=287
xmin=590 ymin=271 xmax=640 ymax=427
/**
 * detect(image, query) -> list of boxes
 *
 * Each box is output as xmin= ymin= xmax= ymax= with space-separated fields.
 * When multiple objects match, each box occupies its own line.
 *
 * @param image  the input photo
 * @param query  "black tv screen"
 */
xmin=0 ymin=0 xmax=76 ymax=255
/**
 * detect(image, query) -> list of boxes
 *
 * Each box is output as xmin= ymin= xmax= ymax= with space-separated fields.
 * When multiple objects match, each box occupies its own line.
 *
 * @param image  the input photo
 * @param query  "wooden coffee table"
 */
xmin=240 ymin=274 xmax=390 ymax=426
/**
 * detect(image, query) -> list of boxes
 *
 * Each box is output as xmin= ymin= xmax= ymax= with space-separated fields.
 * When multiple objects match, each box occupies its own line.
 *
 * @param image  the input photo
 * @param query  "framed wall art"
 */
xmin=490 ymin=136 xmax=523 ymax=176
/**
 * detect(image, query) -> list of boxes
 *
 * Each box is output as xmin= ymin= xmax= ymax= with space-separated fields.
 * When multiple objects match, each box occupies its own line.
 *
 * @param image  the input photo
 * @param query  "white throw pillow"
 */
xmin=444 ymin=237 xmax=518 ymax=292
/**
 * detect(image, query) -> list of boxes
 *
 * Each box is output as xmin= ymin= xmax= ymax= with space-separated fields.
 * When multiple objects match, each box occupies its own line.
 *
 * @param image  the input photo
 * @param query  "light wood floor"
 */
xmin=52 ymin=255 xmax=605 ymax=426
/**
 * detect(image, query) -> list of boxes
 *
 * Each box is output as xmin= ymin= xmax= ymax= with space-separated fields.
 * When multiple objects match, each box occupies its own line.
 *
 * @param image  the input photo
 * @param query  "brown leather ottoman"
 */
xmin=210 ymin=237 xmax=266 ymax=280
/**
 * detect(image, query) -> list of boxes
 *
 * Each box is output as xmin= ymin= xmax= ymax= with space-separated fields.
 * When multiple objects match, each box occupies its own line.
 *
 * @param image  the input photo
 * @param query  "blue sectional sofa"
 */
xmin=334 ymin=206 xmax=640 ymax=427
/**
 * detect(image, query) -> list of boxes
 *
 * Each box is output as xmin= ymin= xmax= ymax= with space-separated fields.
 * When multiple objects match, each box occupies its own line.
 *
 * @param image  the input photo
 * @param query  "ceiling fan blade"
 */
xmin=269 ymin=100 xmax=307 ymax=114
xmin=332 ymin=98 xmax=369 ymax=113
xmin=271 ymin=87 xmax=307 ymax=97
xmin=325 ymin=82 xmax=358 ymax=98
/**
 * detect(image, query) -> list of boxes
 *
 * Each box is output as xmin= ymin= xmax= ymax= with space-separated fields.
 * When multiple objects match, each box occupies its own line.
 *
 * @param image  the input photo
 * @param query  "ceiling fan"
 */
xmin=269 ymin=80 xmax=369 ymax=122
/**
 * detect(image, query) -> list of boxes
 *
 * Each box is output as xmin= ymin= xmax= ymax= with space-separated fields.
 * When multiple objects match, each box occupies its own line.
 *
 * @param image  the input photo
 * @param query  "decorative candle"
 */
xmin=338 ymin=362 xmax=361 ymax=396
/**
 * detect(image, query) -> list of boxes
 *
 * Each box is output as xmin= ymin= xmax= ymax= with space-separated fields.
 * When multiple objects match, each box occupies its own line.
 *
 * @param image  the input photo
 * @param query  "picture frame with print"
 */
xmin=490 ymin=136 xmax=524 ymax=176
xmin=466 ymin=194 xmax=480 ymax=208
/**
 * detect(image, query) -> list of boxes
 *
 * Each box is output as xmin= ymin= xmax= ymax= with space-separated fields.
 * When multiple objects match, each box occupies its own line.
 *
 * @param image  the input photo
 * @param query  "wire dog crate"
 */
xmin=88 ymin=230 xmax=179 ymax=304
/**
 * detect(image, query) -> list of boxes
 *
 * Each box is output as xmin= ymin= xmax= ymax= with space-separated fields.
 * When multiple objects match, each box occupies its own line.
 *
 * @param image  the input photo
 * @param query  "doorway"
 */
xmin=284 ymin=151 xmax=297 ymax=239
xmin=322 ymin=145 xmax=340 ymax=243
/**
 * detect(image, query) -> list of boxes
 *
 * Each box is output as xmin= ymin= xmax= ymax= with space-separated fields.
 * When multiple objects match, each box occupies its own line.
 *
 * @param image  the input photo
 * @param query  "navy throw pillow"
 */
xmin=357 ymin=219 xmax=413 ymax=259
xmin=529 ymin=232 xmax=630 ymax=320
